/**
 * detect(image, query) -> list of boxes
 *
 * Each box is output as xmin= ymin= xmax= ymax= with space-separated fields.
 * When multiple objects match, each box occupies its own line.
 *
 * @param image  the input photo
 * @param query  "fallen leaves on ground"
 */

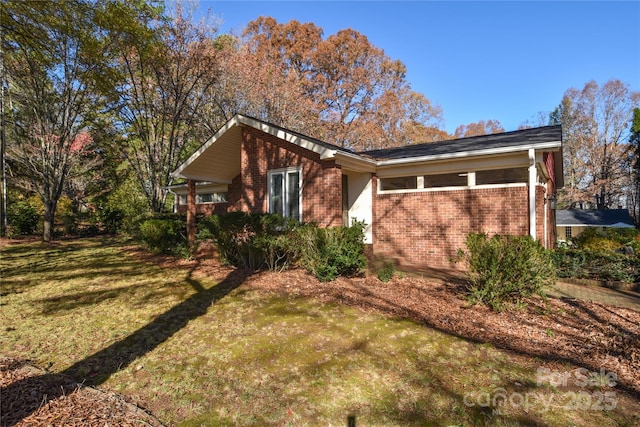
xmin=2 ymin=242 xmax=638 ymax=425
xmin=0 ymin=358 xmax=164 ymax=427
xmin=239 ymin=268 xmax=640 ymax=400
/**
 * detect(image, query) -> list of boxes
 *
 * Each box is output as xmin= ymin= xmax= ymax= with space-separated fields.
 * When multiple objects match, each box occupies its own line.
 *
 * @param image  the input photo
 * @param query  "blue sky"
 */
xmin=196 ymin=1 xmax=640 ymax=134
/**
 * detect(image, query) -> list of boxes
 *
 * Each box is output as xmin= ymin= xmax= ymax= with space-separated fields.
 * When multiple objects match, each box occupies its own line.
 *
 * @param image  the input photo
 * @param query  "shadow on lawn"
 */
xmin=324 ymin=279 xmax=640 ymax=401
xmin=0 ymin=265 xmax=248 ymax=427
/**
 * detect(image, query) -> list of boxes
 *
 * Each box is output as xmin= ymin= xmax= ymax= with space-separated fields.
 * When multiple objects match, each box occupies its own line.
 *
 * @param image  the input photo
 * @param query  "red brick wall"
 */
xmin=373 ymin=186 xmax=538 ymax=269
xmin=226 ymin=127 xmax=343 ymax=227
xmin=177 ymin=127 xmax=343 ymax=226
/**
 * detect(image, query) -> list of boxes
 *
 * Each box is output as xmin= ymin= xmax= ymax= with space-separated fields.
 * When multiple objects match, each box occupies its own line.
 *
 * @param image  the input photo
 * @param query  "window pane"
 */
xmin=476 ymin=168 xmax=528 ymax=185
xmin=380 ymin=176 xmax=418 ymax=191
xmin=197 ymin=194 xmax=213 ymax=203
xmin=194 ymin=192 xmax=227 ymax=204
xmin=423 ymin=173 xmax=467 ymax=188
xmin=287 ymin=171 xmax=300 ymax=221
xmin=270 ymin=173 xmax=284 ymax=215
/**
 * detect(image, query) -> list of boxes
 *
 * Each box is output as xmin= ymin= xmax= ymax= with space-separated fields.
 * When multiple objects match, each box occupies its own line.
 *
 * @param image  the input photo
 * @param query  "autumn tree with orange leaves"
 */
xmin=240 ymin=17 xmax=445 ymax=151
xmin=454 ymin=120 xmax=505 ymax=138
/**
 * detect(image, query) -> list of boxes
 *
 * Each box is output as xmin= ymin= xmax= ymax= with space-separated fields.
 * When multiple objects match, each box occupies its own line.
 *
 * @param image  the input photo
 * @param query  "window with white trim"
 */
xmin=423 ymin=172 xmax=468 ymax=188
xmin=565 ymin=227 xmax=572 ymax=240
xmin=197 ymin=193 xmax=227 ymax=204
xmin=179 ymin=192 xmax=227 ymax=205
xmin=380 ymin=176 xmax=418 ymax=191
xmin=476 ymin=167 xmax=528 ymax=185
xmin=268 ymin=167 xmax=302 ymax=221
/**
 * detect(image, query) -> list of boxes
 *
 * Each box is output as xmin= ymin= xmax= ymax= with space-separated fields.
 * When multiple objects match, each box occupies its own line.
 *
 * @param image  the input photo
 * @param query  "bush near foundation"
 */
xmin=459 ymin=233 xmax=555 ymax=311
xmin=198 ymin=212 xmax=300 ymax=271
xmin=198 ymin=213 xmax=367 ymax=281
xmin=294 ymin=220 xmax=367 ymax=282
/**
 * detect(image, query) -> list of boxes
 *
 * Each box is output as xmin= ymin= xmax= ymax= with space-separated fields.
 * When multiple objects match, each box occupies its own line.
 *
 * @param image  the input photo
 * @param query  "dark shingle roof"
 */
xmin=556 ymin=209 xmax=635 ymax=227
xmin=360 ymin=125 xmax=562 ymax=160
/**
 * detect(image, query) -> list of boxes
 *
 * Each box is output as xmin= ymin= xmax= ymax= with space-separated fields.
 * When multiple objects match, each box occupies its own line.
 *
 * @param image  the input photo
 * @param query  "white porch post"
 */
xmin=528 ymin=149 xmax=537 ymax=240
xmin=187 ymin=179 xmax=196 ymax=245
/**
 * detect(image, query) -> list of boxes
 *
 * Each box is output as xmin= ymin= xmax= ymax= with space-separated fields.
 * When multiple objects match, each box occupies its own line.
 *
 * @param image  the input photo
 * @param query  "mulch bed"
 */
xmin=0 ymin=358 xmax=164 ymax=427
xmin=2 ymin=242 xmax=638 ymax=425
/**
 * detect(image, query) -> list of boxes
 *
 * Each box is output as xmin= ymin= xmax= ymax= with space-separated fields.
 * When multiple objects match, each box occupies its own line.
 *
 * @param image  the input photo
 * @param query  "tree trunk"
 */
xmin=43 ymin=201 xmax=55 ymax=242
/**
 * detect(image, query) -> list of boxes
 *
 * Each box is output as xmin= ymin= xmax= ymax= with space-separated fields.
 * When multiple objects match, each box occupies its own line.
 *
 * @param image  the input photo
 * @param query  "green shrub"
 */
xmin=377 ymin=262 xmax=396 ymax=283
xmin=198 ymin=212 xmax=300 ymax=271
xmin=99 ymin=206 xmax=125 ymax=234
xmin=253 ymin=215 xmax=301 ymax=272
xmin=56 ymin=196 xmax=77 ymax=236
xmin=552 ymin=249 xmax=638 ymax=283
xmin=139 ymin=216 xmax=188 ymax=255
xmin=296 ymin=220 xmax=367 ymax=282
xmin=102 ymin=176 xmax=150 ymax=236
xmin=460 ymin=233 xmax=555 ymax=311
xmin=199 ymin=213 xmax=367 ymax=280
xmin=571 ymin=227 xmax=640 ymax=252
xmin=551 ymin=249 xmax=588 ymax=278
xmin=7 ymin=197 xmax=41 ymax=236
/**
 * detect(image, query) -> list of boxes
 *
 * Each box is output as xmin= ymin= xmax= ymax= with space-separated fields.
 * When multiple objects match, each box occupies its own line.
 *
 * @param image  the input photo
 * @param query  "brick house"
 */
xmin=171 ymin=114 xmax=563 ymax=270
xmin=556 ymin=209 xmax=635 ymax=242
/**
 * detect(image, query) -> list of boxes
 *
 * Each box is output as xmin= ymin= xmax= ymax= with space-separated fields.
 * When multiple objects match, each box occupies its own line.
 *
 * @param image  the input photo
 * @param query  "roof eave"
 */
xmin=172 ymin=114 xmax=343 ymax=180
xmin=375 ymin=141 xmax=562 ymax=167
xmin=334 ymin=151 xmax=377 ymax=172
xmin=236 ymin=115 xmax=338 ymax=159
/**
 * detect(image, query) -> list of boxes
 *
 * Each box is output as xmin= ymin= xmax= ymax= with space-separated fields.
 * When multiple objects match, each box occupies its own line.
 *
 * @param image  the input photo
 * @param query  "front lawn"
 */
xmin=1 ymin=237 xmax=639 ymax=426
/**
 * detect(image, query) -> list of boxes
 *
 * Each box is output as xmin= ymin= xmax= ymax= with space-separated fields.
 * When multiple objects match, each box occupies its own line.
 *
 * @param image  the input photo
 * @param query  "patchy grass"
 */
xmin=1 ymin=237 xmax=639 ymax=426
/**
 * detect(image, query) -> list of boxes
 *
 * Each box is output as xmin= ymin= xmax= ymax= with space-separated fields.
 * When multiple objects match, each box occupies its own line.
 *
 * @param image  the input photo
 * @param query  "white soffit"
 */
xmin=173 ymin=114 xmax=341 ymax=181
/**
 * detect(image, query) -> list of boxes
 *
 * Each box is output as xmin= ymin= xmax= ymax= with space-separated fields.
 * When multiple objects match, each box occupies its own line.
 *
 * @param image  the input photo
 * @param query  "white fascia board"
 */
xmin=173 ymin=173 xmax=233 ymax=184
xmin=166 ymin=182 xmax=229 ymax=195
xmin=376 ymin=152 xmax=528 ymax=177
xmin=237 ymin=115 xmax=337 ymax=159
xmin=334 ymin=151 xmax=377 ymax=172
xmin=375 ymin=141 xmax=562 ymax=168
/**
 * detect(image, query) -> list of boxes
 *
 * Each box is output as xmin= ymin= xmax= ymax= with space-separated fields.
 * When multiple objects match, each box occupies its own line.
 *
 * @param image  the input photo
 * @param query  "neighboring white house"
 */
xmin=556 ymin=209 xmax=636 ymax=241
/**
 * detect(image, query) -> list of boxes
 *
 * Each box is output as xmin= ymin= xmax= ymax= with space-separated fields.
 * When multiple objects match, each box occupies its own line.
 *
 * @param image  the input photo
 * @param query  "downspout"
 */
xmin=543 ymin=187 xmax=548 ymax=248
xmin=528 ymin=149 xmax=537 ymax=240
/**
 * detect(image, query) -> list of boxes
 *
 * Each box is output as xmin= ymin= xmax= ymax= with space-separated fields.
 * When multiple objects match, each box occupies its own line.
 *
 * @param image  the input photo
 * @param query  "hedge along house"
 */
xmin=171 ymin=114 xmax=563 ymax=270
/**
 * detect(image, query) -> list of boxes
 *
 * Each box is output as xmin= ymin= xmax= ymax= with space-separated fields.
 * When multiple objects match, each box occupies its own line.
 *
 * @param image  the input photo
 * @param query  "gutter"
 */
xmin=375 ymin=141 xmax=562 ymax=167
